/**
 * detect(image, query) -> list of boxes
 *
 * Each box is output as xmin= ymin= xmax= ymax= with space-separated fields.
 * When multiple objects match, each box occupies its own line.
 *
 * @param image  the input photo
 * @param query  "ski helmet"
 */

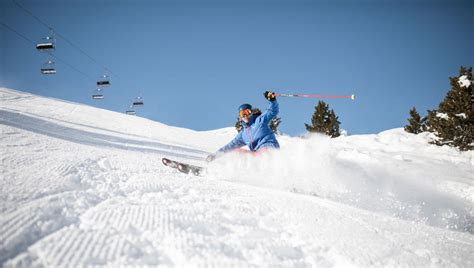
xmin=238 ymin=103 xmax=252 ymax=111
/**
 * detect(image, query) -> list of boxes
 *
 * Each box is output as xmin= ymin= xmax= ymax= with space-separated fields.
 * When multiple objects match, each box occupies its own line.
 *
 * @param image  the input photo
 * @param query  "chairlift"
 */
xmin=132 ymin=96 xmax=144 ymax=106
xmin=92 ymin=94 xmax=104 ymax=99
xmin=36 ymin=31 xmax=55 ymax=51
xmin=125 ymin=103 xmax=136 ymax=115
xmin=92 ymin=88 xmax=104 ymax=99
xmin=97 ymin=75 xmax=111 ymax=87
xmin=40 ymin=60 xmax=56 ymax=75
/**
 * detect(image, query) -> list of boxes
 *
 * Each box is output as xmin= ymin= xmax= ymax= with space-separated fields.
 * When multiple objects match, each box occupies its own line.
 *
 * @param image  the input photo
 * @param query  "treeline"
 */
xmin=404 ymin=66 xmax=473 ymax=151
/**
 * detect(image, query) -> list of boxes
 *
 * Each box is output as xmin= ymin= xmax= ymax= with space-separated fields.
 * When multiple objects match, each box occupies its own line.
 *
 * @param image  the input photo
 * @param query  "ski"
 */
xmin=161 ymin=158 xmax=203 ymax=176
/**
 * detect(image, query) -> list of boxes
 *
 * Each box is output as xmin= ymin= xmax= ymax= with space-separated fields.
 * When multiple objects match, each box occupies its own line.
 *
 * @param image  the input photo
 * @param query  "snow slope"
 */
xmin=1 ymin=87 xmax=473 ymax=267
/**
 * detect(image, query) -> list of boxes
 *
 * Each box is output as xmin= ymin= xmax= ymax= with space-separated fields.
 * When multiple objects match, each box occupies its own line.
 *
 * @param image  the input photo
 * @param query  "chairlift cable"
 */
xmin=12 ymin=0 xmax=116 ymax=78
xmin=55 ymin=31 xmax=115 ymax=77
xmin=0 ymin=21 xmax=36 ymax=44
xmin=47 ymin=52 xmax=95 ymax=81
xmin=8 ymin=1 xmax=143 ymax=113
xmin=2 ymin=21 xmax=136 ymax=113
xmin=1 ymin=21 xmax=94 ymax=82
xmin=11 ymin=0 xmax=51 ymax=30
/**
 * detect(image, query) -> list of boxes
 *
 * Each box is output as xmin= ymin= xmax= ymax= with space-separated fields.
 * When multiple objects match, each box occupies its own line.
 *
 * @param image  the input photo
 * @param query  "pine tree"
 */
xmin=269 ymin=117 xmax=282 ymax=134
xmin=427 ymin=66 xmax=473 ymax=151
xmin=234 ymin=117 xmax=242 ymax=132
xmin=305 ymin=101 xmax=328 ymax=133
xmin=305 ymin=100 xmax=341 ymax=138
xmin=404 ymin=107 xmax=426 ymax=134
xmin=328 ymin=110 xmax=341 ymax=138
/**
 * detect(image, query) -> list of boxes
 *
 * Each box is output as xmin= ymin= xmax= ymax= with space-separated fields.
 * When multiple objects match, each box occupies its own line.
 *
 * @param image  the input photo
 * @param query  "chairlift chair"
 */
xmin=92 ymin=94 xmax=104 ymax=99
xmin=132 ymin=96 xmax=144 ymax=106
xmin=41 ymin=68 xmax=56 ymax=74
xmin=92 ymin=88 xmax=104 ymax=99
xmin=97 ymin=75 xmax=111 ymax=87
xmin=125 ymin=110 xmax=136 ymax=115
xmin=36 ymin=35 xmax=55 ymax=51
xmin=40 ymin=60 xmax=56 ymax=75
xmin=97 ymin=80 xmax=110 ymax=87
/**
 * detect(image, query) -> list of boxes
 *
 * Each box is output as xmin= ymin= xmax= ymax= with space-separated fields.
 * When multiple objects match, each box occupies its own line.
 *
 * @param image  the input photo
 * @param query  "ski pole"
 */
xmin=275 ymin=93 xmax=356 ymax=100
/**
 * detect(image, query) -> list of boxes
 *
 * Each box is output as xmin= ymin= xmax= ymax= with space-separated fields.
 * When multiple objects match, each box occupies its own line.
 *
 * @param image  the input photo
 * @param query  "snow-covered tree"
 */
xmin=427 ymin=66 xmax=473 ymax=151
xmin=235 ymin=117 xmax=243 ymax=132
xmin=269 ymin=117 xmax=282 ymax=134
xmin=328 ymin=110 xmax=341 ymax=137
xmin=305 ymin=100 xmax=341 ymax=138
xmin=404 ymin=107 xmax=426 ymax=134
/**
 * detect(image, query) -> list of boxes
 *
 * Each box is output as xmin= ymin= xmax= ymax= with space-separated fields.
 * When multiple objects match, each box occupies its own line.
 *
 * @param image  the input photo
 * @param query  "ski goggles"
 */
xmin=239 ymin=109 xmax=252 ymax=118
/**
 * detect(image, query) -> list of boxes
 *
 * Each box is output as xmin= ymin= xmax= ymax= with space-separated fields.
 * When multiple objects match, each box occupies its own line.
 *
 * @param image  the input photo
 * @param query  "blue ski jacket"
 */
xmin=218 ymin=100 xmax=280 ymax=153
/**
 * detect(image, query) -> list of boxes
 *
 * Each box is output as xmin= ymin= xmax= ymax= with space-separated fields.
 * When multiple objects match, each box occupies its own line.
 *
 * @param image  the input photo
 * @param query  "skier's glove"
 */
xmin=206 ymin=154 xmax=216 ymax=162
xmin=264 ymin=91 xmax=276 ymax=101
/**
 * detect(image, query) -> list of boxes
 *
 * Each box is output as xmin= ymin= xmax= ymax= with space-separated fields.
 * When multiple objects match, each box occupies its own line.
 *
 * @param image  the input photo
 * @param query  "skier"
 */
xmin=207 ymin=91 xmax=280 ymax=162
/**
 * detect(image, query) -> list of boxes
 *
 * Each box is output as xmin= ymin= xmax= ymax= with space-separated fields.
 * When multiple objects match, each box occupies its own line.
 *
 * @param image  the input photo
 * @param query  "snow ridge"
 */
xmin=1 ymin=88 xmax=473 ymax=267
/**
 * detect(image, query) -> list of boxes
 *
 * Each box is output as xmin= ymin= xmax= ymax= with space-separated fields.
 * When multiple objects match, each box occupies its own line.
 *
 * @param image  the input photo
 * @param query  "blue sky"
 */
xmin=1 ymin=0 xmax=472 ymax=136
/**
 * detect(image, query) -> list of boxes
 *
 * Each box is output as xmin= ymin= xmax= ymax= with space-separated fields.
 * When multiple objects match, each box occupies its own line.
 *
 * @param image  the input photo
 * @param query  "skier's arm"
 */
xmin=261 ymin=98 xmax=279 ymax=123
xmin=217 ymin=132 xmax=245 ymax=154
